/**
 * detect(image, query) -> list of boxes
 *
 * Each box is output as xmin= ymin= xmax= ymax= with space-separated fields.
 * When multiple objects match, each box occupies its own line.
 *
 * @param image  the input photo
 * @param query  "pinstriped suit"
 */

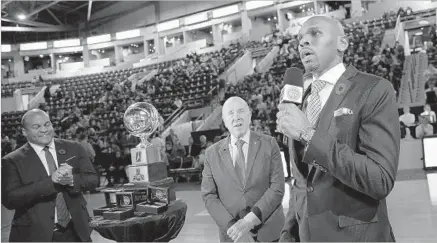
xmin=280 ymin=65 xmax=400 ymax=242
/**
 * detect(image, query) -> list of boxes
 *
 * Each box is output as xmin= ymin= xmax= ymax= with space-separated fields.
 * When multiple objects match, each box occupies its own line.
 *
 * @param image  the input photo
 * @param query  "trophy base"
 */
xmin=126 ymin=162 xmax=168 ymax=184
xmin=130 ymin=145 xmax=160 ymax=165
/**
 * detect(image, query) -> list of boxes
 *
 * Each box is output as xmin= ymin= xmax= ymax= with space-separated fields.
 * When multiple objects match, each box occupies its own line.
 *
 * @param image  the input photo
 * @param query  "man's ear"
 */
xmin=22 ymin=128 xmax=27 ymax=137
xmin=337 ymin=36 xmax=349 ymax=52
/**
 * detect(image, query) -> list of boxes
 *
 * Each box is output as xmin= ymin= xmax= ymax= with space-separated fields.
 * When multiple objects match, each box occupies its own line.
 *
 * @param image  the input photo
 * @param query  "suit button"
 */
xmin=307 ymin=186 xmax=314 ymax=193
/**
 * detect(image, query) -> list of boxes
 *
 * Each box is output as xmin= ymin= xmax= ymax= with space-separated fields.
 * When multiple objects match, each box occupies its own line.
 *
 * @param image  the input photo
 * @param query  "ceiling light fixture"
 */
xmin=17 ymin=14 xmax=26 ymax=20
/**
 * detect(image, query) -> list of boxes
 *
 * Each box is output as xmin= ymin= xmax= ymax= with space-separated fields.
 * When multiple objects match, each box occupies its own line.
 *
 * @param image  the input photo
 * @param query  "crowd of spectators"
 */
xmin=1 ymin=44 xmax=245 ymax=186
xmin=399 ymin=103 xmax=437 ymax=139
xmin=3 ymin=7 xmax=436 ymax=185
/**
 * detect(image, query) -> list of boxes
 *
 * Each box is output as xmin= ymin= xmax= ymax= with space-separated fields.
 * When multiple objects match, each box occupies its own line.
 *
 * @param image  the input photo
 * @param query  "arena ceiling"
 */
xmin=1 ymin=1 xmax=141 ymax=44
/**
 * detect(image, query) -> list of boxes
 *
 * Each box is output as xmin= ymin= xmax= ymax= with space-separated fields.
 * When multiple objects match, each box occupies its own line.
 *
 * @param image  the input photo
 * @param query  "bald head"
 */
xmin=222 ymin=96 xmax=251 ymax=138
xmin=21 ymin=109 xmax=49 ymax=128
xmin=222 ymin=96 xmax=250 ymax=114
xmin=21 ymin=109 xmax=55 ymax=147
xmin=303 ymin=16 xmax=345 ymax=37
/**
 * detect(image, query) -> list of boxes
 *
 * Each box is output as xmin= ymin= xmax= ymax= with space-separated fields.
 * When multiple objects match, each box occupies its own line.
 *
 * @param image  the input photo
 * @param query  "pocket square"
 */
xmin=334 ymin=108 xmax=353 ymax=117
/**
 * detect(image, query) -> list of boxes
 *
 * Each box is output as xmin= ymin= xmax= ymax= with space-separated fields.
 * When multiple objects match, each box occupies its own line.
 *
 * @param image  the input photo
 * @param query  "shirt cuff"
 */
xmin=244 ymin=212 xmax=262 ymax=228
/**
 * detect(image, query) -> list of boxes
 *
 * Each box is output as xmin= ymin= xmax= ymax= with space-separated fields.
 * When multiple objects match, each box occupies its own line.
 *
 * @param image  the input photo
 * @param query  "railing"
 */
xmin=162 ymin=105 xmax=186 ymax=131
xmin=192 ymin=113 xmax=205 ymax=131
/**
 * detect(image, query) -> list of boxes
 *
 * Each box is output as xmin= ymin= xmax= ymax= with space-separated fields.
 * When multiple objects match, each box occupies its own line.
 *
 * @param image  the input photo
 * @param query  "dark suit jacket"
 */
xmin=201 ymin=131 xmax=285 ymax=242
xmin=2 ymin=139 xmax=99 ymax=242
xmin=280 ymin=65 xmax=400 ymax=242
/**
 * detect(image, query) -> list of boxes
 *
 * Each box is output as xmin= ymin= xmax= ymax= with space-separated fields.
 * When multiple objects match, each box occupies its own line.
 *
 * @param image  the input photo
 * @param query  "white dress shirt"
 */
xmin=28 ymin=140 xmax=70 ymax=224
xmin=399 ymin=113 xmax=416 ymax=127
xmin=29 ymin=140 xmax=59 ymax=175
xmin=229 ymin=130 xmax=251 ymax=167
xmin=310 ymin=63 xmax=346 ymax=109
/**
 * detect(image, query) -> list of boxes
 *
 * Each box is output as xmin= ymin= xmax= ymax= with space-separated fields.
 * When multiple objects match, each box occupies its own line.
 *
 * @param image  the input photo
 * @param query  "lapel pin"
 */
xmin=58 ymin=149 xmax=66 ymax=155
xmin=335 ymin=83 xmax=346 ymax=95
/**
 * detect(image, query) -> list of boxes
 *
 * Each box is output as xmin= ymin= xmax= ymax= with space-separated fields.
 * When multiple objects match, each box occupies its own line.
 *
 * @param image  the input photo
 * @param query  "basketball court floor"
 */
xmin=2 ymin=169 xmax=437 ymax=242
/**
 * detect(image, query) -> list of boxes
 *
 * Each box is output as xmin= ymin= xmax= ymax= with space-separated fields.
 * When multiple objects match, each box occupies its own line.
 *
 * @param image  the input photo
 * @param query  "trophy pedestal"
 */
xmin=126 ymin=162 xmax=168 ymax=183
xmin=130 ymin=145 xmax=160 ymax=165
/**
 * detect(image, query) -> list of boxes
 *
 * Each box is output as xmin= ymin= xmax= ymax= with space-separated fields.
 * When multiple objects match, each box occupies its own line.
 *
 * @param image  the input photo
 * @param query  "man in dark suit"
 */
xmin=2 ymin=109 xmax=98 ymax=242
xmin=277 ymin=16 xmax=400 ymax=242
xmin=202 ymin=97 xmax=285 ymax=242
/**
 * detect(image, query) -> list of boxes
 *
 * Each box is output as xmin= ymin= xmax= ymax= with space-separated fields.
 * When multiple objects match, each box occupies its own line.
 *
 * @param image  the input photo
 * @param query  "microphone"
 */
xmin=280 ymin=67 xmax=304 ymax=104
xmin=279 ymin=67 xmax=304 ymax=145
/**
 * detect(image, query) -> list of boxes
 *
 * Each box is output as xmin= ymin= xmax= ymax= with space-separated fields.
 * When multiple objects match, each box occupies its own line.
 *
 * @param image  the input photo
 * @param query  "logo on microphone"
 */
xmin=281 ymin=85 xmax=303 ymax=104
xmin=287 ymin=87 xmax=301 ymax=101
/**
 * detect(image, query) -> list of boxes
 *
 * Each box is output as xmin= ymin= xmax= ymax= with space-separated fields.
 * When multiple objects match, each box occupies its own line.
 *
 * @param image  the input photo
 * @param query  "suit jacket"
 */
xmin=1 ymin=139 xmax=99 ymax=242
xmin=280 ymin=65 xmax=400 ymax=242
xmin=201 ymin=131 xmax=285 ymax=242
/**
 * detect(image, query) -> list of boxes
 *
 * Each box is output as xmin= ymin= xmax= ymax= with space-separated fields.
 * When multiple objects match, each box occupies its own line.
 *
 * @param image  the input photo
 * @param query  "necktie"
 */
xmin=235 ymin=139 xmax=246 ymax=184
xmin=306 ymin=79 xmax=327 ymax=126
xmin=44 ymin=146 xmax=70 ymax=227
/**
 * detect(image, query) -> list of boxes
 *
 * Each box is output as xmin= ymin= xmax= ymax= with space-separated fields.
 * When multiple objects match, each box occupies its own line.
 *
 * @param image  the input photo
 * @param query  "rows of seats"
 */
xmin=1 ymin=43 xmax=244 ymax=148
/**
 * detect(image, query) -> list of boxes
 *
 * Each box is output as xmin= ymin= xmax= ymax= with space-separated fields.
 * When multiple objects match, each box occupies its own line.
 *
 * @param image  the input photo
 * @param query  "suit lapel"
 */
xmin=316 ymin=65 xmax=357 ymax=133
xmin=218 ymin=137 xmax=243 ymax=189
xmin=54 ymin=139 xmax=68 ymax=166
xmin=22 ymin=143 xmax=49 ymax=177
xmin=244 ymin=132 xmax=260 ymax=187
xmin=306 ymin=65 xmax=357 ymax=177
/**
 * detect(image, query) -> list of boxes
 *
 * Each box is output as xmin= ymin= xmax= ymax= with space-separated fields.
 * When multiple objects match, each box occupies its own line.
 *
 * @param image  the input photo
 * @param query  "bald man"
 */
xmin=2 ymin=109 xmax=98 ymax=242
xmin=201 ymin=97 xmax=285 ymax=242
xmin=277 ymin=16 xmax=400 ymax=241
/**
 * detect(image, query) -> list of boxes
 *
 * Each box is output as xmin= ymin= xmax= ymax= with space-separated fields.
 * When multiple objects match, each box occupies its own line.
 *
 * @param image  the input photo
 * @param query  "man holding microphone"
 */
xmin=277 ymin=16 xmax=400 ymax=242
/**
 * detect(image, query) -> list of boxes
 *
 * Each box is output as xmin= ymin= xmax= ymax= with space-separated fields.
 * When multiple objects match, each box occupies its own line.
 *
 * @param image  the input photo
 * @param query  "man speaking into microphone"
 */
xmin=277 ymin=16 xmax=400 ymax=242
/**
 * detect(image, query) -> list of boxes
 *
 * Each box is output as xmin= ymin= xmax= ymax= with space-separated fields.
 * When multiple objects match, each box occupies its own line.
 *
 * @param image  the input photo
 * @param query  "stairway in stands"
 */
xmin=380 ymin=29 xmax=396 ymax=52
xmin=398 ymin=53 xmax=429 ymax=106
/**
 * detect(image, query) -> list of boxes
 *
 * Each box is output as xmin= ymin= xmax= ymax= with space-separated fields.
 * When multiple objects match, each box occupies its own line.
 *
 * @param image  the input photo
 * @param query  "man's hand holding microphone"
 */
xmin=276 ymin=67 xmax=313 ymax=144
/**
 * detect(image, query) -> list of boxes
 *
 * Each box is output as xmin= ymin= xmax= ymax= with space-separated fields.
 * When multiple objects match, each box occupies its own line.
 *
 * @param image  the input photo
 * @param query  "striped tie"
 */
xmin=306 ymin=79 xmax=326 ymax=126
xmin=235 ymin=139 xmax=246 ymax=184
xmin=44 ymin=146 xmax=70 ymax=228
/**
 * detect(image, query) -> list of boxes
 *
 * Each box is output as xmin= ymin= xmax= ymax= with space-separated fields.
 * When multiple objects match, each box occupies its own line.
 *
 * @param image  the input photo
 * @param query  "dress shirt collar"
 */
xmin=29 ymin=139 xmax=55 ymax=153
xmin=230 ymin=130 xmax=250 ymax=146
xmin=313 ymin=62 xmax=346 ymax=85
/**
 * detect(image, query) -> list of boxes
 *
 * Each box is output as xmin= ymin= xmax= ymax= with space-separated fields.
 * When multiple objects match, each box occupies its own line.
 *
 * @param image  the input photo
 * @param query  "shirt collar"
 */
xmin=313 ymin=63 xmax=346 ymax=85
xmin=29 ymin=139 xmax=55 ymax=153
xmin=230 ymin=130 xmax=251 ymax=146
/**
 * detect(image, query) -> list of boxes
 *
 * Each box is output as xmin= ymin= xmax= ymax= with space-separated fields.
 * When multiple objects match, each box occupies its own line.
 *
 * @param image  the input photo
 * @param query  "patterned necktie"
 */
xmin=306 ymin=79 xmax=327 ymax=126
xmin=44 ymin=146 xmax=70 ymax=227
xmin=235 ymin=139 xmax=246 ymax=184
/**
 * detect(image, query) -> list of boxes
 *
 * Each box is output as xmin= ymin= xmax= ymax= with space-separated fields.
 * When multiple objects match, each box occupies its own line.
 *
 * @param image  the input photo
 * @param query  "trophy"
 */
xmin=124 ymin=102 xmax=161 ymax=165
xmin=123 ymin=102 xmax=168 ymax=184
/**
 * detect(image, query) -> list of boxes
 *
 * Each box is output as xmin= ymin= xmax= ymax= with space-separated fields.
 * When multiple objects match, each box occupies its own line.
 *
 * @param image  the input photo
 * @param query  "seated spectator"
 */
xmin=399 ymin=106 xmax=416 ymax=127
xmin=77 ymin=133 xmax=96 ymax=163
xmin=166 ymin=138 xmax=186 ymax=168
xmin=151 ymin=132 xmax=167 ymax=165
xmin=416 ymin=116 xmax=434 ymax=139
xmin=185 ymin=136 xmax=201 ymax=158
xmin=106 ymin=151 xmax=129 ymax=187
xmin=199 ymin=135 xmax=208 ymax=151
xmin=420 ymin=104 xmax=437 ymax=123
